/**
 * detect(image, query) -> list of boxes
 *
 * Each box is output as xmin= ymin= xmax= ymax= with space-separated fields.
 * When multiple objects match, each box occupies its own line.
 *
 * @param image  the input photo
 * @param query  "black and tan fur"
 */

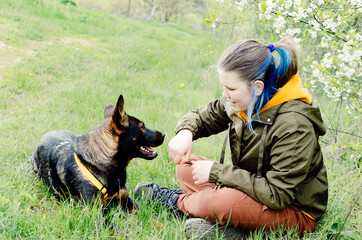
xmin=31 ymin=94 xmax=164 ymax=211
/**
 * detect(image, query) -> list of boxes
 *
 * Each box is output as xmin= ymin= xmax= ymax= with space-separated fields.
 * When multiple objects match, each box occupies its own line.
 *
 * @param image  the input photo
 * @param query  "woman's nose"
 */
xmin=222 ymin=89 xmax=229 ymax=99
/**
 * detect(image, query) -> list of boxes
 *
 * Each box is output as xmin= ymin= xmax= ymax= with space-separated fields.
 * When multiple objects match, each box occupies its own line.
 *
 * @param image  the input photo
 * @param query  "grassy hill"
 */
xmin=0 ymin=0 xmax=227 ymax=239
xmin=0 ymin=0 xmax=360 ymax=239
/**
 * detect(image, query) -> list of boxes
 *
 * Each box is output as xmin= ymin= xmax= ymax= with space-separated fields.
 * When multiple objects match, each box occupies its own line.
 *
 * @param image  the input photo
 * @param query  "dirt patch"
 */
xmin=0 ymin=41 xmax=31 ymax=70
xmin=0 ymin=41 xmax=6 ymax=49
xmin=0 ymin=36 xmax=95 ymax=79
xmin=60 ymin=36 xmax=93 ymax=47
xmin=0 ymin=41 xmax=10 ymax=79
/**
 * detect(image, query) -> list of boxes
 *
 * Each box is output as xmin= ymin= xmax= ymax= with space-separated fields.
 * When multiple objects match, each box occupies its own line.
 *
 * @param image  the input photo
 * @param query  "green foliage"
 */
xmin=205 ymin=12 xmax=214 ymax=24
xmin=61 ymin=0 xmax=77 ymax=6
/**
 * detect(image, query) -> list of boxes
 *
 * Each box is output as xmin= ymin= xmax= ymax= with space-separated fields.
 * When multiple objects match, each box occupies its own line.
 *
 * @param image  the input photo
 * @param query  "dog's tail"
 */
xmin=30 ymin=149 xmax=40 ymax=174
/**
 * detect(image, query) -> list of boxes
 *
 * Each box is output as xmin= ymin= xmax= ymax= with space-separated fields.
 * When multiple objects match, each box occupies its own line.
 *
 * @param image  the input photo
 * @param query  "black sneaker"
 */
xmin=184 ymin=218 xmax=248 ymax=240
xmin=134 ymin=182 xmax=185 ymax=214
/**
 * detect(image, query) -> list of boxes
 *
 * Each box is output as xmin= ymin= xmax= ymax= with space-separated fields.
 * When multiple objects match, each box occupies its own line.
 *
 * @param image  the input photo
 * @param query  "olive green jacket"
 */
xmin=175 ymin=97 xmax=328 ymax=220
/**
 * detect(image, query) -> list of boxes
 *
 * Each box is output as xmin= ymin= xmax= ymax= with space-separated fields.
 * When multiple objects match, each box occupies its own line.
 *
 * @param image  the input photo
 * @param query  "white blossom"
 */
xmin=234 ymin=0 xmax=249 ymax=11
xmin=355 ymin=33 xmax=362 ymax=41
xmin=309 ymin=30 xmax=317 ymax=38
xmin=284 ymin=0 xmax=293 ymax=9
xmin=312 ymin=68 xmax=322 ymax=79
xmin=293 ymin=37 xmax=302 ymax=43
xmin=273 ymin=16 xmax=286 ymax=33
xmin=323 ymin=17 xmax=339 ymax=32
xmin=309 ymin=19 xmax=321 ymax=31
xmin=350 ymin=0 xmax=362 ymax=6
xmin=344 ymin=67 xmax=355 ymax=78
xmin=285 ymin=28 xmax=301 ymax=36
xmin=293 ymin=0 xmax=302 ymax=7
xmin=295 ymin=7 xmax=307 ymax=22
xmin=310 ymin=2 xmax=318 ymax=9
xmin=322 ymin=53 xmax=333 ymax=68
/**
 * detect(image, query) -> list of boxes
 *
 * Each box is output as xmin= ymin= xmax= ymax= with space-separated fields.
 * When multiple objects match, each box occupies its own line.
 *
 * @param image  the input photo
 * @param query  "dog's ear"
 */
xmin=104 ymin=104 xmax=115 ymax=119
xmin=113 ymin=95 xmax=129 ymax=128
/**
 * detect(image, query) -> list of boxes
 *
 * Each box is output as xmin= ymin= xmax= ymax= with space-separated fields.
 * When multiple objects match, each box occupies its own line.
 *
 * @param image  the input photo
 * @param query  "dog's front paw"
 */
xmin=119 ymin=187 xmax=138 ymax=212
xmin=124 ymin=197 xmax=138 ymax=213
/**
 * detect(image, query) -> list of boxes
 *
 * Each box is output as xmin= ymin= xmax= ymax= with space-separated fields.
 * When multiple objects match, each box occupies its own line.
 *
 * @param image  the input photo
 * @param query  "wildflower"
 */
xmin=147 ymin=49 xmax=151 ymax=52
xmin=122 ymin=25 xmax=126 ymax=29
xmin=29 ymin=73 xmax=32 ymax=76
xmin=209 ymin=51 xmax=214 ymax=54
xmin=208 ymin=45 xmax=212 ymax=47
xmin=204 ymin=53 xmax=208 ymax=56
xmin=180 ymin=83 xmax=185 ymax=88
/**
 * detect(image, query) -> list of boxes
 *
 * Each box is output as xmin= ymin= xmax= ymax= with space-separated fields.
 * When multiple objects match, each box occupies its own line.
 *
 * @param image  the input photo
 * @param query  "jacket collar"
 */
xmin=226 ymin=101 xmax=284 ymax=126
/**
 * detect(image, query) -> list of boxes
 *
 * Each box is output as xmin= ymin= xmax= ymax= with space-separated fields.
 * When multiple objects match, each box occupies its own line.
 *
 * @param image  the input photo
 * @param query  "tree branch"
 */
xmin=333 ymin=193 xmax=361 ymax=240
xmin=251 ymin=0 xmax=349 ymax=42
xmin=327 ymin=127 xmax=362 ymax=139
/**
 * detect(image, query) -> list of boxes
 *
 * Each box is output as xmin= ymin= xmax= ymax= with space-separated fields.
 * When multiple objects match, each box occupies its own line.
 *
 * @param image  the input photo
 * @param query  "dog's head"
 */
xmin=104 ymin=95 xmax=165 ymax=160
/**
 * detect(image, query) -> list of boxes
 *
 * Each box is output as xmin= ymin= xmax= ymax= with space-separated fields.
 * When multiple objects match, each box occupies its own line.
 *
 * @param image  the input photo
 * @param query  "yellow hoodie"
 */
xmin=238 ymin=73 xmax=312 ymax=120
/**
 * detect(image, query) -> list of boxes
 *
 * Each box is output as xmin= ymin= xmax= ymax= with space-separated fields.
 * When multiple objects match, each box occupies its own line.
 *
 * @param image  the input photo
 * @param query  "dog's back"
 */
xmin=31 ymin=130 xmax=76 ymax=189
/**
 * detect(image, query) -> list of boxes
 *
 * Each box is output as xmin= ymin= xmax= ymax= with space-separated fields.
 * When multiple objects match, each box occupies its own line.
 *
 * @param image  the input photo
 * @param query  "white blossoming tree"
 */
xmin=206 ymin=0 xmax=361 ymax=115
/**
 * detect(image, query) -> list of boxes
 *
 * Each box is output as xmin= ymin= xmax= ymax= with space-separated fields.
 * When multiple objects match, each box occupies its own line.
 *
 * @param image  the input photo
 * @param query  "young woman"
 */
xmin=135 ymin=38 xmax=328 ymax=239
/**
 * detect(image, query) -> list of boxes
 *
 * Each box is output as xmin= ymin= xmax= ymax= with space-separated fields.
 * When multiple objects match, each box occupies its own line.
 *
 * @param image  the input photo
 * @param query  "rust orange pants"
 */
xmin=175 ymin=155 xmax=316 ymax=235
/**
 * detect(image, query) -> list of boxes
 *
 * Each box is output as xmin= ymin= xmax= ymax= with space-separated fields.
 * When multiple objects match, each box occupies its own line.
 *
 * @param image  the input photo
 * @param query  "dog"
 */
xmin=31 ymin=94 xmax=165 ymax=212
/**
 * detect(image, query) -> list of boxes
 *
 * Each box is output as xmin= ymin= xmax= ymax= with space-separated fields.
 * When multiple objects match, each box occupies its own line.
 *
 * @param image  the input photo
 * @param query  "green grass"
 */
xmin=0 ymin=0 xmax=360 ymax=239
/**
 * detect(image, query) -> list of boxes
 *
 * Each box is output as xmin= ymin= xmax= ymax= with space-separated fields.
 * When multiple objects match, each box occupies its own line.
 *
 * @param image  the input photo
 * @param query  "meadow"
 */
xmin=0 ymin=0 xmax=360 ymax=239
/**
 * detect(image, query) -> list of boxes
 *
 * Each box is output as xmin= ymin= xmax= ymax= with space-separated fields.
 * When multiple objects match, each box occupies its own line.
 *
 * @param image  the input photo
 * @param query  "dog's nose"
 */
xmin=158 ymin=132 xmax=165 ymax=140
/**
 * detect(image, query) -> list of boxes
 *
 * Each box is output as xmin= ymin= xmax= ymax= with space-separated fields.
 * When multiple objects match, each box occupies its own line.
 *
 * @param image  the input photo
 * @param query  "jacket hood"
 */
xmin=239 ymin=73 xmax=326 ymax=136
xmin=259 ymin=73 xmax=312 ymax=112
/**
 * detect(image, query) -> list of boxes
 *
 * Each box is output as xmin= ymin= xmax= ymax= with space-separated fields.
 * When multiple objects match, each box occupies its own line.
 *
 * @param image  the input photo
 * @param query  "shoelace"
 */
xmin=152 ymin=185 xmax=184 ymax=208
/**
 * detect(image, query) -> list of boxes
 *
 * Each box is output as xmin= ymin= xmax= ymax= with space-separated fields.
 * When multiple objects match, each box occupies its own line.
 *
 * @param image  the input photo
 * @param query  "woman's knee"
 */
xmin=212 ymin=188 xmax=263 ymax=228
xmin=176 ymin=162 xmax=192 ymax=182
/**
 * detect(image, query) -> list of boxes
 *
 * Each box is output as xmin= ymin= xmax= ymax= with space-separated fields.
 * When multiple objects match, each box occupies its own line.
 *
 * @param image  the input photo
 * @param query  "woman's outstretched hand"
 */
xmin=167 ymin=129 xmax=193 ymax=164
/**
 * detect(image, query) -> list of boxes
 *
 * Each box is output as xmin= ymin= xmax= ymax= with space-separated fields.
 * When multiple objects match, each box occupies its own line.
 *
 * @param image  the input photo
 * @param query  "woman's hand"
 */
xmin=191 ymin=160 xmax=214 ymax=184
xmin=167 ymin=129 xmax=193 ymax=164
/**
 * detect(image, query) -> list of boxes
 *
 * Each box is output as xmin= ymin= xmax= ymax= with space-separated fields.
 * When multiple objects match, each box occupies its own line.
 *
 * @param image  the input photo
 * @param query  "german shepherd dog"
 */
xmin=31 ymin=94 xmax=165 ymax=211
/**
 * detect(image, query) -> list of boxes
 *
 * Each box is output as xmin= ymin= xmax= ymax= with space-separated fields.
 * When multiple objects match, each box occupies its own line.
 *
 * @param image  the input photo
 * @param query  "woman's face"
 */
xmin=219 ymin=68 xmax=254 ymax=112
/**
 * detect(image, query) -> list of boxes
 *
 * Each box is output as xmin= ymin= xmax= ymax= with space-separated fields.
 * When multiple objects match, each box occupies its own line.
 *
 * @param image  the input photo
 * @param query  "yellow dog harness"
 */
xmin=74 ymin=153 xmax=119 ymax=200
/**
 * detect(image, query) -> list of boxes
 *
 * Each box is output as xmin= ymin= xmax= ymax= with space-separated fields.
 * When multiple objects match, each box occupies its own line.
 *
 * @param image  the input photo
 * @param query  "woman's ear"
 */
xmin=253 ymin=80 xmax=264 ymax=96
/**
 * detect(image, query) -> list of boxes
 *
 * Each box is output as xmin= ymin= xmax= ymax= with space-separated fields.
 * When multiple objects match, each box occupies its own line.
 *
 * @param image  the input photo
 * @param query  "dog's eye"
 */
xmin=132 ymin=137 xmax=137 ymax=141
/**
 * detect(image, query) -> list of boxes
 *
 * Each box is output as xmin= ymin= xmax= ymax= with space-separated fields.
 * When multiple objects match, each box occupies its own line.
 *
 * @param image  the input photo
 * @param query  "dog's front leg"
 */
xmin=119 ymin=187 xmax=138 ymax=213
